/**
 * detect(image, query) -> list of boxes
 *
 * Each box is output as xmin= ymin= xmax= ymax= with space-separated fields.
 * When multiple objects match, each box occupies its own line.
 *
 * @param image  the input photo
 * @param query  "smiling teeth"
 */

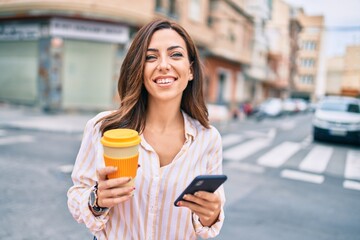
xmin=156 ymin=78 xmax=173 ymax=84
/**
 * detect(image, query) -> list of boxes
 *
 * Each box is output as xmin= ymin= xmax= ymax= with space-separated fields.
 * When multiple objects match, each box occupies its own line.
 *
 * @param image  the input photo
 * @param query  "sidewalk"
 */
xmin=0 ymin=103 xmax=94 ymax=134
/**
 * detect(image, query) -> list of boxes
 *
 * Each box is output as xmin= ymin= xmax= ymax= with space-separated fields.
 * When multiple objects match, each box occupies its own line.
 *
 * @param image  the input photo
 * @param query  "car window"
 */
xmin=348 ymin=104 xmax=360 ymax=113
xmin=319 ymin=101 xmax=346 ymax=111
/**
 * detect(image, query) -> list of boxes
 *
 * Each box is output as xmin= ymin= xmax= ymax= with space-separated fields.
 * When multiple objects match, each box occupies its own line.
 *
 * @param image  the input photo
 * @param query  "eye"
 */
xmin=171 ymin=52 xmax=183 ymax=58
xmin=145 ymin=55 xmax=157 ymax=61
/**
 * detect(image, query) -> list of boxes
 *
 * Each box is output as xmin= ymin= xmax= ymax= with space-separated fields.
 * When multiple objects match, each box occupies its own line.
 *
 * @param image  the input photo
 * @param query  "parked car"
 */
xmin=312 ymin=96 xmax=360 ymax=145
xmin=293 ymin=98 xmax=308 ymax=112
xmin=255 ymin=98 xmax=283 ymax=120
xmin=282 ymin=98 xmax=297 ymax=114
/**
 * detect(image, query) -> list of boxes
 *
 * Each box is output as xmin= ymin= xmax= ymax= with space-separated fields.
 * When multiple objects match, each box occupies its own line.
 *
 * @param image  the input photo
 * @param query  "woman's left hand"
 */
xmin=177 ymin=191 xmax=221 ymax=227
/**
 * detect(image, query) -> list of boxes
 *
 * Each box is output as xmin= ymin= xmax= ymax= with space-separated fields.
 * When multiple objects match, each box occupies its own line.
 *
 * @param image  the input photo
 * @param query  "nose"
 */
xmin=157 ymin=57 xmax=170 ymax=71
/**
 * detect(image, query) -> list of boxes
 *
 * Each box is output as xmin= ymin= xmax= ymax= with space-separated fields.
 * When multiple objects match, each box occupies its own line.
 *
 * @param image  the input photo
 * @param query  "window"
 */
xmin=302 ymin=41 xmax=316 ymax=51
xmin=301 ymin=58 xmax=315 ymax=68
xmin=300 ymin=75 xmax=314 ymax=85
xmin=155 ymin=0 xmax=178 ymax=18
xmin=189 ymin=0 xmax=201 ymax=22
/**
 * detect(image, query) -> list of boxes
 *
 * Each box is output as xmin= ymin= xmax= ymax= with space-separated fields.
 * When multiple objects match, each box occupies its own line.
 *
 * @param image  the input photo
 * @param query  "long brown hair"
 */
xmin=97 ymin=19 xmax=209 ymax=135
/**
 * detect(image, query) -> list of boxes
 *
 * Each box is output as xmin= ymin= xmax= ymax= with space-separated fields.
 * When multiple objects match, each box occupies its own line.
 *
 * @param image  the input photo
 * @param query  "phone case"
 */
xmin=174 ymin=174 xmax=227 ymax=206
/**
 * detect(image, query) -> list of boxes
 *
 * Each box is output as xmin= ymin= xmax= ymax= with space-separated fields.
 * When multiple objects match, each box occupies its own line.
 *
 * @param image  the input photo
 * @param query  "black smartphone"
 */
xmin=174 ymin=174 xmax=227 ymax=207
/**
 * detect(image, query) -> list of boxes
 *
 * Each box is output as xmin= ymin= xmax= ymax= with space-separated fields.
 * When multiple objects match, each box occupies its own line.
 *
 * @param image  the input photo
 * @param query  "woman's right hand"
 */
xmin=96 ymin=167 xmax=135 ymax=209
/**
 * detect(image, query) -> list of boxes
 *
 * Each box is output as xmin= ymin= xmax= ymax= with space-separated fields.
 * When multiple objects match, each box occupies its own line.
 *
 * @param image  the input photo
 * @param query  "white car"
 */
xmin=313 ymin=96 xmax=360 ymax=145
xmin=257 ymin=98 xmax=283 ymax=117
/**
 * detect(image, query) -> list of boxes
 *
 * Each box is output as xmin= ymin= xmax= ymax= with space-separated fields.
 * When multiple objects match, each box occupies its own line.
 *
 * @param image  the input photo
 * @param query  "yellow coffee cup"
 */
xmin=100 ymin=129 xmax=141 ymax=185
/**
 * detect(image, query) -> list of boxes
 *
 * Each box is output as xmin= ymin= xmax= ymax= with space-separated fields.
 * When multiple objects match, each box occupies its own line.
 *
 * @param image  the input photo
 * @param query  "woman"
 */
xmin=68 ymin=19 xmax=225 ymax=239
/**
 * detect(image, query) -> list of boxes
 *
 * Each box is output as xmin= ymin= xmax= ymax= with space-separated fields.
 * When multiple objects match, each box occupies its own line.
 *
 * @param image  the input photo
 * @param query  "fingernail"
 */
xmin=194 ymin=192 xmax=200 ymax=197
xmin=183 ymin=194 xmax=188 ymax=200
xmin=177 ymin=201 xmax=181 ymax=206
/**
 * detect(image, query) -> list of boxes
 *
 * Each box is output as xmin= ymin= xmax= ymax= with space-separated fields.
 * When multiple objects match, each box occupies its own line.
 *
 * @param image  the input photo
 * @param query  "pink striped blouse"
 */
xmin=67 ymin=111 xmax=226 ymax=240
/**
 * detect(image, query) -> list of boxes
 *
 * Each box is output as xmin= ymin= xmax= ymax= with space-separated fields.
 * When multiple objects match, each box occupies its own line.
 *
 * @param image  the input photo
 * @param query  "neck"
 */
xmin=146 ymin=100 xmax=183 ymax=133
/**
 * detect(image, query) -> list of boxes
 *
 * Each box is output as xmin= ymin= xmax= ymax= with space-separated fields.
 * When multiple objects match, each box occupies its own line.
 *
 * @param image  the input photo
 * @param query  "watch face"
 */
xmin=89 ymin=189 xmax=96 ymax=207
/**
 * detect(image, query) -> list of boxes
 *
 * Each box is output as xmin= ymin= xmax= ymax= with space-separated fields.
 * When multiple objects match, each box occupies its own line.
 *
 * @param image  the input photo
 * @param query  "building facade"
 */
xmin=243 ymin=0 xmax=271 ymax=105
xmin=205 ymin=0 xmax=253 ymax=116
xmin=265 ymin=0 xmax=291 ymax=99
xmin=342 ymin=45 xmax=360 ymax=97
xmin=325 ymin=56 xmax=343 ymax=96
xmin=0 ymin=0 xmax=156 ymax=111
xmin=292 ymin=9 xmax=325 ymax=101
xmin=0 ymin=0 xmax=255 ymax=113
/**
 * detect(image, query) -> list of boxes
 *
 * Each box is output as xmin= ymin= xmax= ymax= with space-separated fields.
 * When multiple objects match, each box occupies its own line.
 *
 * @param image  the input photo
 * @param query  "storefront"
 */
xmin=0 ymin=17 xmax=130 ymax=111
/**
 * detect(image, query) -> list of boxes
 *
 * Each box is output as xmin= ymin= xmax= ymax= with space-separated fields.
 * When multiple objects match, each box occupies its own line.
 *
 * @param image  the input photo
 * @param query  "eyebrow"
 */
xmin=147 ymin=45 xmax=184 ymax=52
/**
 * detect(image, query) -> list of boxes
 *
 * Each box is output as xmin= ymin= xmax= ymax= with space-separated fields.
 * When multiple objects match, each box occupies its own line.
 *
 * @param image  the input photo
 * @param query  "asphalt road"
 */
xmin=1 ymin=112 xmax=359 ymax=239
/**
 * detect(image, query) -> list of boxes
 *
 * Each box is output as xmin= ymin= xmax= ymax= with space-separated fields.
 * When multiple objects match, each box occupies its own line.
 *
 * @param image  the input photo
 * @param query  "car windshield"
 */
xmin=320 ymin=101 xmax=360 ymax=113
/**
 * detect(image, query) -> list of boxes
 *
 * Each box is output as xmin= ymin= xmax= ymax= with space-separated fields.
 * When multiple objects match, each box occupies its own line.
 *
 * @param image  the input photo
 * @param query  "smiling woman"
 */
xmin=67 ymin=19 xmax=226 ymax=240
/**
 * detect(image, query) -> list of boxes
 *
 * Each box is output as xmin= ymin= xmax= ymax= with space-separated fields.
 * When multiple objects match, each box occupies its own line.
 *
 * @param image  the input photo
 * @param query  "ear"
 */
xmin=189 ymin=62 xmax=194 ymax=81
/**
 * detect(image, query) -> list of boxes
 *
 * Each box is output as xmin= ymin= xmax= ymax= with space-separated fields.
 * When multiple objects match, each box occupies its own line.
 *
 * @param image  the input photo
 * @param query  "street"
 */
xmin=0 ymin=112 xmax=359 ymax=239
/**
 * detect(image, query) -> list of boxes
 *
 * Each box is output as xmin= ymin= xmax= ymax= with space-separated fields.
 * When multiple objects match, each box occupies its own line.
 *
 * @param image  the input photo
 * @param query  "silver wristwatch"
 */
xmin=89 ymin=182 xmax=108 ymax=215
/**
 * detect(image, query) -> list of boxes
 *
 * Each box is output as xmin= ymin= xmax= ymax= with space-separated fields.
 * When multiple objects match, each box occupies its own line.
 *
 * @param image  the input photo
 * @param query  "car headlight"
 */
xmin=348 ymin=122 xmax=360 ymax=131
xmin=312 ymin=117 xmax=329 ymax=128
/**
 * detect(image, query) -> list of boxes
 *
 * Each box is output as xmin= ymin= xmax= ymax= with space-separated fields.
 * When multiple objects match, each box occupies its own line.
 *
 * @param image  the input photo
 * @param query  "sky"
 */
xmin=284 ymin=0 xmax=360 ymax=57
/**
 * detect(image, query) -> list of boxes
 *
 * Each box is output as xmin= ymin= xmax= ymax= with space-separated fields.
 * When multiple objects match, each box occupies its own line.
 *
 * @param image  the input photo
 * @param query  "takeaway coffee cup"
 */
xmin=100 ymin=129 xmax=141 ymax=186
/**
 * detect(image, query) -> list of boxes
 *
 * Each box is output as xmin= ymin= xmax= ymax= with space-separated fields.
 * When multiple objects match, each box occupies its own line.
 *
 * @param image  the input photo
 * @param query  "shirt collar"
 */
xmin=182 ymin=110 xmax=197 ymax=141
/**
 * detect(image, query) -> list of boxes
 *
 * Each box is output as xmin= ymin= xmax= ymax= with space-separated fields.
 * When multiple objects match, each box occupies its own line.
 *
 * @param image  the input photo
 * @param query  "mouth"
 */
xmin=153 ymin=77 xmax=177 ymax=85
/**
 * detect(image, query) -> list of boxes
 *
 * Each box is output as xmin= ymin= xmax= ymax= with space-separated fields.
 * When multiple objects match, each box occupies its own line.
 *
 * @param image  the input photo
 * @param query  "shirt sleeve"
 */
xmin=193 ymin=126 xmax=226 ymax=238
xmin=67 ymin=115 xmax=110 ymax=233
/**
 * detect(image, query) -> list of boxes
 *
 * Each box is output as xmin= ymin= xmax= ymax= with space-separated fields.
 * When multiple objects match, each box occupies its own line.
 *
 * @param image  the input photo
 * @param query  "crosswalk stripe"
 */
xmin=281 ymin=169 xmax=324 ymax=184
xmin=343 ymin=180 xmax=360 ymax=191
xmin=257 ymin=141 xmax=301 ymax=168
xmin=299 ymin=145 xmax=333 ymax=173
xmin=226 ymin=162 xmax=265 ymax=174
xmin=0 ymin=135 xmax=35 ymax=145
xmin=221 ymin=134 xmax=244 ymax=148
xmin=223 ymin=138 xmax=270 ymax=161
xmin=344 ymin=150 xmax=360 ymax=181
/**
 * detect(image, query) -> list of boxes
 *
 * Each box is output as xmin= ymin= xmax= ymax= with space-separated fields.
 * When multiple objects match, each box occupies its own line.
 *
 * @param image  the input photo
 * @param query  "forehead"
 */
xmin=148 ymin=28 xmax=187 ymax=50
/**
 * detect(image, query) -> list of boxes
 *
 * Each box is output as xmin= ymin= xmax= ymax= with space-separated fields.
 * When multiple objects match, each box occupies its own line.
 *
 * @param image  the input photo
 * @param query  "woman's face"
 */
xmin=143 ymin=28 xmax=193 ymax=104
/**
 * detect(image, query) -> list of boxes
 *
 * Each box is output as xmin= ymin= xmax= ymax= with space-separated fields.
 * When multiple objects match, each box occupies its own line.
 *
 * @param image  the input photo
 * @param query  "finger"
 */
xmin=183 ymin=194 xmax=207 ymax=206
xmin=178 ymin=200 xmax=211 ymax=216
xmin=193 ymin=191 xmax=218 ymax=202
xmin=99 ymin=193 xmax=133 ymax=208
xmin=98 ymin=177 xmax=132 ymax=191
xmin=97 ymin=167 xmax=117 ymax=181
xmin=99 ymin=186 xmax=135 ymax=199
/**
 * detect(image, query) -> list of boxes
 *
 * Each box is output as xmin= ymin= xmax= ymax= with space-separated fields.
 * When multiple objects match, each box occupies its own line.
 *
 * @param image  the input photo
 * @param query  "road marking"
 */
xmin=343 ymin=180 xmax=360 ymax=191
xmin=299 ymin=145 xmax=333 ymax=173
xmin=344 ymin=150 xmax=360 ymax=181
xmin=243 ymin=128 xmax=276 ymax=139
xmin=300 ymin=135 xmax=312 ymax=148
xmin=223 ymin=138 xmax=271 ymax=161
xmin=281 ymin=169 xmax=324 ymax=184
xmin=226 ymin=162 xmax=265 ymax=174
xmin=0 ymin=135 xmax=35 ymax=145
xmin=257 ymin=141 xmax=301 ymax=168
xmin=222 ymin=134 xmax=244 ymax=148
xmin=58 ymin=164 xmax=74 ymax=174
